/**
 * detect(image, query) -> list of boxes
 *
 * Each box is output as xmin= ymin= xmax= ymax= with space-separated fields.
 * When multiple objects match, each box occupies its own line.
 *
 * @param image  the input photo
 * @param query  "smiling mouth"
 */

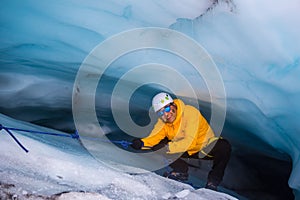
xmin=166 ymin=115 xmax=173 ymax=121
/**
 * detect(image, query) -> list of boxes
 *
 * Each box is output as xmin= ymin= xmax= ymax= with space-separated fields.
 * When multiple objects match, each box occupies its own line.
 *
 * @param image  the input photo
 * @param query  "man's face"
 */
xmin=158 ymin=104 xmax=177 ymax=123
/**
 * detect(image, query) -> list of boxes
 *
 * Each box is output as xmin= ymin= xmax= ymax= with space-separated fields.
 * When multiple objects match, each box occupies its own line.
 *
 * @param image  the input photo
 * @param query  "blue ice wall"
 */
xmin=1 ymin=0 xmax=299 ymax=198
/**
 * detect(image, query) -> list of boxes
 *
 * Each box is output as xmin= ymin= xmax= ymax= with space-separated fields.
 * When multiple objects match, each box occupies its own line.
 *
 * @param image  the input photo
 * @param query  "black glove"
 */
xmin=152 ymin=137 xmax=170 ymax=151
xmin=131 ymin=138 xmax=143 ymax=150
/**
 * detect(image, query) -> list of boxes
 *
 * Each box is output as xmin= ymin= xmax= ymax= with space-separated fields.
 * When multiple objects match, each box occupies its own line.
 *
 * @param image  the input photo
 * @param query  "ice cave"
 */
xmin=1 ymin=0 xmax=299 ymax=199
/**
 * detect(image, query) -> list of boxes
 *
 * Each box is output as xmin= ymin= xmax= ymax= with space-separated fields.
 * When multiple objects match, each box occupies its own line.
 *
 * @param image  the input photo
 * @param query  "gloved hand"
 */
xmin=152 ymin=142 xmax=167 ymax=151
xmin=131 ymin=138 xmax=143 ymax=150
xmin=152 ymin=137 xmax=170 ymax=151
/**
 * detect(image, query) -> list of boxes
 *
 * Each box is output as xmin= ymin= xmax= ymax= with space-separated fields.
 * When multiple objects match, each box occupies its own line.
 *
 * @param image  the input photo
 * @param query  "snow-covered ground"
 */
xmin=1 ymin=0 xmax=299 ymax=198
xmin=0 ymin=113 xmax=240 ymax=200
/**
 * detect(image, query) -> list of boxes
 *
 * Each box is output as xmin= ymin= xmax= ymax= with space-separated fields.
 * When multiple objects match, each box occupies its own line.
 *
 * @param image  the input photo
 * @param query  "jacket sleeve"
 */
xmin=167 ymin=106 xmax=214 ymax=154
xmin=167 ymin=107 xmax=200 ymax=154
xmin=141 ymin=119 xmax=167 ymax=148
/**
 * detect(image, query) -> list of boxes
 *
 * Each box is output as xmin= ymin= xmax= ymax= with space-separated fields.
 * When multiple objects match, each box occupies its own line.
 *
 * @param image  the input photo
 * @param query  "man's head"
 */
xmin=152 ymin=92 xmax=177 ymax=123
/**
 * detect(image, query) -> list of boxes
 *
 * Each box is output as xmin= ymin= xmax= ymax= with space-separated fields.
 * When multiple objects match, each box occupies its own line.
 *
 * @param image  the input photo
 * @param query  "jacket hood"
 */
xmin=166 ymin=99 xmax=185 ymax=126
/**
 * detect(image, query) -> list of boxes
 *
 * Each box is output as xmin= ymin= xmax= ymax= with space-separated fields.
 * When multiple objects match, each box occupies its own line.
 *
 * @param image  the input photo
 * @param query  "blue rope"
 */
xmin=0 ymin=124 xmax=132 ymax=152
xmin=0 ymin=124 xmax=29 ymax=153
xmin=79 ymin=135 xmax=132 ymax=148
xmin=2 ymin=126 xmax=79 ymax=139
xmin=112 ymin=140 xmax=132 ymax=148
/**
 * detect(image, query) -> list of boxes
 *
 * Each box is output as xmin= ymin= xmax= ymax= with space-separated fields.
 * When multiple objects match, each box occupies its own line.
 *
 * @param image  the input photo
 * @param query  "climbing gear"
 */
xmin=0 ymin=124 xmax=132 ymax=153
xmin=0 ymin=124 xmax=29 ymax=153
xmin=152 ymin=92 xmax=174 ymax=112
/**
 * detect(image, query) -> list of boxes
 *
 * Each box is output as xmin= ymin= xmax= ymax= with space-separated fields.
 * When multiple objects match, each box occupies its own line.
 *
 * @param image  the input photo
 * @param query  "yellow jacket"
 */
xmin=141 ymin=99 xmax=215 ymax=155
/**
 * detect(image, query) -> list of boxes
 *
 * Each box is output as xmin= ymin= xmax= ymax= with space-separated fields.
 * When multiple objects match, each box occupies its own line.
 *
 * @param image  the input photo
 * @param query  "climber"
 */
xmin=131 ymin=92 xmax=231 ymax=190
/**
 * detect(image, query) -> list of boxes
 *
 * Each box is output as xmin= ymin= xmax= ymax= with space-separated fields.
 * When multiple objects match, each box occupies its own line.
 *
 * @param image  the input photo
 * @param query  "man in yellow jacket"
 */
xmin=131 ymin=92 xmax=231 ymax=191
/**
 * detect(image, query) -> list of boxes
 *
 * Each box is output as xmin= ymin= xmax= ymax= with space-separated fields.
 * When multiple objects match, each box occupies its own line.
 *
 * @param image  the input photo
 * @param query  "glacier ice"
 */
xmin=1 ymin=0 xmax=300 ymax=199
xmin=0 ymin=113 xmax=240 ymax=200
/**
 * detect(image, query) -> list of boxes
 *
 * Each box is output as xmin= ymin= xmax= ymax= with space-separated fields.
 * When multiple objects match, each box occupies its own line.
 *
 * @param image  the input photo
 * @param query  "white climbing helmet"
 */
xmin=152 ymin=92 xmax=174 ymax=112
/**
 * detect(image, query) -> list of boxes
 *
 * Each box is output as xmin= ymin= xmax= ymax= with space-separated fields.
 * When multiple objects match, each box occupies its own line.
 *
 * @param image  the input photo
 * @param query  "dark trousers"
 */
xmin=168 ymin=138 xmax=231 ymax=185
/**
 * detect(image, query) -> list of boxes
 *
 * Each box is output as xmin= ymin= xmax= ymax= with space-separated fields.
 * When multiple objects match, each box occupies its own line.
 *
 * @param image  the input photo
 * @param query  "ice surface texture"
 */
xmin=0 ymin=0 xmax=299 ymax=199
